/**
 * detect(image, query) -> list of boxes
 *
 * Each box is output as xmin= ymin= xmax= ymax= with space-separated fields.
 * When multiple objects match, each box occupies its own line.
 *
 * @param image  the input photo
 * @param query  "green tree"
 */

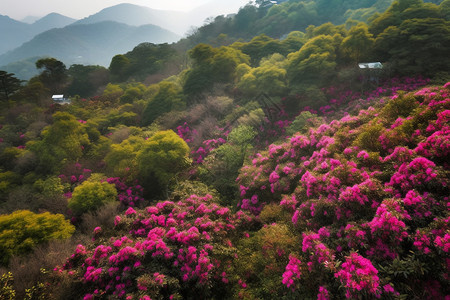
xmin=441 ymin=0 xmax=450 ymax=20
xmin=109 ymin=54 xmax=131 ymax=82
xmin=200 ymin=125 xmax=256 ymax=201
xmin=238 ymin=54 xmax=288 ymax=96
xmin=13 ymin=78 xmax=49 ymax=104
xmin=374 ymin=17 xmax=450 ymax=76
xmin=341 ymin=22 xmax=375 ymax=63
xmin=0 ymin=71 xmax=22 ymax=103
xmin=0 ymin=210 xmax=74 ymax=266
xmin=142 ymin=81 xmax=185 ymax=126
xmin=234 ymin=34 xmax=286 ymax=66
xmin=35 ymin=58 xmax=68 ymax=93
xmin=102 ymin=83 xmax=124 ymax=103
xmin=67 ymin=64 xmax=109 ymax=97
xmin=119 ymin=83 xmax=146 ymax=104
xmin=287 ymin=34 xmax=339 ymax=87
xmin=68 ymin=174 xmax=117 ymax=215
xmin=183 ymin=44 xmax=249 ymax=97
xmin=105 ymin=135 xmax=147 ymax=181
xmin=137 ymin=130 xmax=190 ymax=198
xmin=27 ymin=112 xmax=90 ymax=174
xmin=281 ymin=31 xmax=306 ymax=54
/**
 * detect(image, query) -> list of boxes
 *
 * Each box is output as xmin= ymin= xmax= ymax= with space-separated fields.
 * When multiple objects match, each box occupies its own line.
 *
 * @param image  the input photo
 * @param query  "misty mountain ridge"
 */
xmin=0 ymin=13 xmax=76 ymax=54
xmin=0 ymin=1 xmax=250 ymax=77
xmin=72 ymin=2 xmax=249 ymax=36
xmin=73 ymin=3 xmax=187 ymax=35
xmin=0 ymin=21 xmax=180 ymax=67
xmin=32 ymin=13 xmax=77 ymax=33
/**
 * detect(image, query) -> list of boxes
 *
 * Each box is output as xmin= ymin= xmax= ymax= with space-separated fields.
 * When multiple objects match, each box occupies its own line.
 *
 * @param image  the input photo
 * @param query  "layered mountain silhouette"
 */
xmin=73 ymin=3 xmax=187 ymax=35
xmin=0 ymin=13 xmax=76 ymax=54
xmin=0 ymin=1 xmax=249 ymax=75
xmin=0 ymin=21 xmax=180 ymax=67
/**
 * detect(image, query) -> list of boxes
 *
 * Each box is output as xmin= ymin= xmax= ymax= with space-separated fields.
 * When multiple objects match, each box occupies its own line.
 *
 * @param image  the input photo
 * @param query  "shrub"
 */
xmin=0 ymin=210 xmax=74 ymax=266
xmin=68 ymin=174 xmax=118 ymax=216
xmin=137 ymin=130 xmax=191 ymax=198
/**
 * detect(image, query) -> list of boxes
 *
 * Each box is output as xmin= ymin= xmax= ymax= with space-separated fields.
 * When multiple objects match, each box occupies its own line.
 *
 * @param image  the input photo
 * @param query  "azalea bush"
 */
xmin=236 ymin=82 xmax=450 ymax=298
xmin=57 ymin=193 xmax=256 ymax=299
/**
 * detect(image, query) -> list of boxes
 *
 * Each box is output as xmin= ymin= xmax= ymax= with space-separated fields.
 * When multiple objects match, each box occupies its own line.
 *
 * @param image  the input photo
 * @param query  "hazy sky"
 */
xmin=0 ymin=0 xmax=249 ymax=20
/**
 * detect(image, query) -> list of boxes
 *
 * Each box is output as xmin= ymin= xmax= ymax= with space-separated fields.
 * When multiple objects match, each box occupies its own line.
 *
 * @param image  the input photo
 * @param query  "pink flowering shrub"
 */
xmin=57 ymin=194 xmax=256 ymax=299
xmin=106 ymin=177 xmax=145 ymax=207
xmin=334 ymin=252 xmax=381 ymax=298
xmin=237 ymin=83 xmax=450 ymax=298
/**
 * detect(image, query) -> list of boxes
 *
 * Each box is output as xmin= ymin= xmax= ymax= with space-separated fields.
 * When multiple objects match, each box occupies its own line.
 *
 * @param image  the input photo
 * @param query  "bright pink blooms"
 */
xmin=282 ymin=255 xmax=302 ymax=289
xmin=334 ymin=253 xmax=380 ymax=298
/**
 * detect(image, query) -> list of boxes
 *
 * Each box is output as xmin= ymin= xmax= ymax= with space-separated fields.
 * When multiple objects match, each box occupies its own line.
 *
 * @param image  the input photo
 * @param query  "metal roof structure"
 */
xmin=358 ymin=62 xmax=383 ymax=69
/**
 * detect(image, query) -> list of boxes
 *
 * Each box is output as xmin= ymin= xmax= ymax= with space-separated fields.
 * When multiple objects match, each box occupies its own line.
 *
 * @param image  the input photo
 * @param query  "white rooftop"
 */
xmin=358 ymin=62 xmax=383 ymax=69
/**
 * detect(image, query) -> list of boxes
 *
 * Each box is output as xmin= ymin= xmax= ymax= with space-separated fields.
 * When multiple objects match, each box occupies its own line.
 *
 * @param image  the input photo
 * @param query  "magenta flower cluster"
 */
xmin=59 ymin=194 xmax=255 ymax=299
xmin=238 ymin=82 xmax=450 ymax=298
xmin=106 ymin=177 xmax=144 ymax=207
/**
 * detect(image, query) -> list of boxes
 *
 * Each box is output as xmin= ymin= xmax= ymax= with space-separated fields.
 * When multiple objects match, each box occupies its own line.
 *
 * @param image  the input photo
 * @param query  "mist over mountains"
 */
xmin=0 ymin=1 xmax=249 ymax=77
xmin=0 ymin=21 xmax=180 ymax=68
xmin=0 ymin=13 xmax=76 ymax=54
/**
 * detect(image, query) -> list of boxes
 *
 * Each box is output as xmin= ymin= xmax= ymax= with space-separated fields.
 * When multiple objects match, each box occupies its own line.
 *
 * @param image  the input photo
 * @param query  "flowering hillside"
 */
xmin=237 ymin=82 xmax=450 ymax=298
xmin=51 ymin=82 xmax=450 ymax=299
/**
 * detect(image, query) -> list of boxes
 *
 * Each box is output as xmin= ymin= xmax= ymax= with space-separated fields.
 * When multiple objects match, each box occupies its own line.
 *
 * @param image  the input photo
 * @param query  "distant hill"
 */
xmin=0 ymin=21 xmax=181 ymax=67
xmin=0 ymin=13 xmax=76 ymax=55
xmin=0 ymin=56 xmax=43 ymax=80
xmin=32 ymin=13 xmax=76 ymax=34
xmin=21 ymin=16 xmax=40 ymax=24
xmin=0 ymin=15 xmax=34 ymax=54
xmin=73 ymin=3 xmax=188 ymax=35
xmin=73 ymin=2 xmax=251 ymax=36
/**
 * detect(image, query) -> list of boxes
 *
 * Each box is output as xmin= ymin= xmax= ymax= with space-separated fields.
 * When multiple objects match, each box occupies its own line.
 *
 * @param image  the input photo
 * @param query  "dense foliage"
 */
xmin=0 ymin=0 xmax=449 ymax=299
xmin=0 ymin=210 xmax=75 ymax=266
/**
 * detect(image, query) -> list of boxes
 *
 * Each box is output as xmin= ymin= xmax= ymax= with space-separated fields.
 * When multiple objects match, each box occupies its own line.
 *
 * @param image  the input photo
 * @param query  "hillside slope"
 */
xmin=55 ymin=82 xmax=450 ymax=299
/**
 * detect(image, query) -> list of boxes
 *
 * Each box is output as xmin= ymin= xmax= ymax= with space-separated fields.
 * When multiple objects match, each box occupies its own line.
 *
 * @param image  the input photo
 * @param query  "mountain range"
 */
xmin=0 ymin=21 xmax=180 ymax=68
xmin=0 ymin=1 xmax=249 ymax=77
xmin=0 ymin=13 xmax=76 ymax=54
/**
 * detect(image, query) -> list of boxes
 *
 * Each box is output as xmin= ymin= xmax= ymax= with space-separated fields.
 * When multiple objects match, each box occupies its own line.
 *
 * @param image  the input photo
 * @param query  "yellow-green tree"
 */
xmin=183 ymin=44 xmax=249 ymax=97
xmin=287 ymin=34 xmax=340 ymax=87
xmin=68 ymin=174 xmax=117 ymax=215
xmin=341 ymin=22 xmax=375 ymax=63
xmin=0 ymin=210 xmax=74 ymax=266
xmin=142 ymin=81 xmax=185 ymax=126
xmin=373 ymin=17 xmax=450 ymax=76
xmin=237 ymin=53 xmax=288 ymax=96
xmin=137 ymin=130 xmax=190 ymax=198
xmin=105 ymin=135 xmax=147 ymax=181
xmin=27 ymin=112 xmax=90 ymax=174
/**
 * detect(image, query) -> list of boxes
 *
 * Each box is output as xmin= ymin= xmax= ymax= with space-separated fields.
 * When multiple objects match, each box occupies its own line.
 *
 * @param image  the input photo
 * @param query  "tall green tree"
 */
xmin=142 ymin=81 xmax=185 ymax=126
xmin=287 ymin=34 xmax=340 ymax=87
xmin=0 ymin=71 xmax=22 ymax=103
xmin=374 ymin=17 xmax=450 ymax=76
xmin=341 ymin=22 xmax=375 ymax=63
xmin=35 ymin=58 xmax=68 ymax=93
xmin=237 ymin=54 xmax=288 ymax=96
xmin=67 ymin=64 xmax=109 ymax=97
xmin=183 ymin=44 xmax=249 ymax=97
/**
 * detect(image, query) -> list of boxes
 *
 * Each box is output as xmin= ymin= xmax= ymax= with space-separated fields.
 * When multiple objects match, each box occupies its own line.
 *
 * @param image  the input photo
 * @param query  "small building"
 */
xmin=358 ymin=62 xmax=383 ymax=85
xmin=52 ymin=94 xmax=71 ymax=104
xmin=358 ymin=62 xmax=383 ymax=69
